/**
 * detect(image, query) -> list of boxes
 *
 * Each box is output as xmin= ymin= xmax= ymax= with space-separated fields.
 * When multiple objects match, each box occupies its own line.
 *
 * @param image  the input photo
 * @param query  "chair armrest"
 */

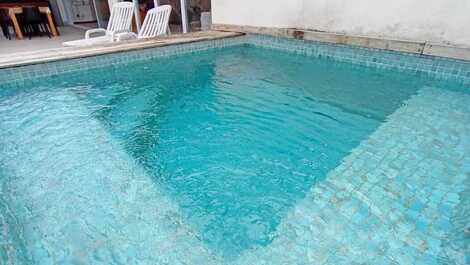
xmin=110 ymin=29 xmax=133 ymax=41
xmin=85 ymin=28 xmax=107 ymax=39
xmin=116 ymin=32 xmax=138 ymax=41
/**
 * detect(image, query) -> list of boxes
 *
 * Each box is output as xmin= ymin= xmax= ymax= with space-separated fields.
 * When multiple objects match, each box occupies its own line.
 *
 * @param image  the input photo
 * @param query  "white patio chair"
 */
xmin=63 ymin=2 xmax=134 ymax=47
xmin=116 ymin=5 xmax=172 ymax=41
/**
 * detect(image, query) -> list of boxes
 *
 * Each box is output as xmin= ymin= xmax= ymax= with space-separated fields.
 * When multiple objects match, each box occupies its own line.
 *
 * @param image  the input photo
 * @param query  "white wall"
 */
xmin=212 ymin=0 xmax=470 ymax=47
xmin=212 ymin=0 xmax=302 ymax=28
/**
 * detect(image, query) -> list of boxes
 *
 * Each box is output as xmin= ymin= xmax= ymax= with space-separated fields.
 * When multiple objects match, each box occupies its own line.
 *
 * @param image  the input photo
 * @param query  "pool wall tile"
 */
xmin=246 ymin=34 xmax=470 ymax=86
xmin=1 ymin=34 xmax=470 ymax=88
xmin=0 ymin=36 xmax=249 ymax=88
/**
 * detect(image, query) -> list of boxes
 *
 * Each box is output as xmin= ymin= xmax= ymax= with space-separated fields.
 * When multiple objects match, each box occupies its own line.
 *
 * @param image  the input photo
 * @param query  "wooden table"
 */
xmin=0 ymin=2 xmax=58 ymax=40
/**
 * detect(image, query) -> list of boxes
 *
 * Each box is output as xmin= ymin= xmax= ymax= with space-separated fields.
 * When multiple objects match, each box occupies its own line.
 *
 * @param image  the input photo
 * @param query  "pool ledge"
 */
xmin=213 ymin=24 xmax=470 ymax=62
xmin=0 ymin=31 xmax=243 ymax=69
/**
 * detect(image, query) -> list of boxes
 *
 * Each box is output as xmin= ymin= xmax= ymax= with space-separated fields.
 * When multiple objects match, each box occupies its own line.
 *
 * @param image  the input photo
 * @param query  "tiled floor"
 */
xmin=0 ymin=26 xmax=85 ymax=55
xmin=235 ymin=87 xmax=470 ymax=265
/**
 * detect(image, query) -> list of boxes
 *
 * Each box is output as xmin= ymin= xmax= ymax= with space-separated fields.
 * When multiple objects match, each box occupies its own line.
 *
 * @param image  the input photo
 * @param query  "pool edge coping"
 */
xmin=2 ymin=29 xmax=469 ymax=87
xmin=212 ymin=24 xmax=470 ymax=62
xmin=0 ymin=31 xmax=244 ymax=70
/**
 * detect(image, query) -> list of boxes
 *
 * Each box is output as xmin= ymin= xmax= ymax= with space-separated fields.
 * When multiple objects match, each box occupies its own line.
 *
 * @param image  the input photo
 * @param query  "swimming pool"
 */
xmin=0 ymin=35 xmax=469 ymax=264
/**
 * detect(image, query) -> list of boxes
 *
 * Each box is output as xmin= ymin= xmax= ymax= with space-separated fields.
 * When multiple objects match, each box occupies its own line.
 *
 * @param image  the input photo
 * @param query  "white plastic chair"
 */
xmin=63 ymin=2 xmax=135 ymax=47
xmin=138 ymin=5 xmax=172 ymax=39
xmin=117 ymin=5 xmax=172 ymax=41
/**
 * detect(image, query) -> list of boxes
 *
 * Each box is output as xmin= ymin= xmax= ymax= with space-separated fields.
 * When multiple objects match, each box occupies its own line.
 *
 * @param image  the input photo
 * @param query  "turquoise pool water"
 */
xmin=82 ymin=47 xmax=420 ymax=257
xmin=0 ymin=40 xmax=469 ymax=264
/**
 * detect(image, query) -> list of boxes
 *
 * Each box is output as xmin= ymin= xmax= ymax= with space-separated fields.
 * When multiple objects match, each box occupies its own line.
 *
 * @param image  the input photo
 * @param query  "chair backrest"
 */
xmin=0 ymin=9 xmax=9 ymax=22
xmin=22 ymin=7 xmax=43 ymax=24
xmin=138 ymin=5 xmax=172 ymax=39
xmin=107 ymin=2 xmax=134 ymax=33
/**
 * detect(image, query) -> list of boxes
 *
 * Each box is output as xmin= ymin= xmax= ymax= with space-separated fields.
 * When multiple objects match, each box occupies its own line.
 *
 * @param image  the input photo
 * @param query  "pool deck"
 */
xmin=0 ymin=26 xmax=86 ymax=55
xmin=0 ymin=31 xmax=243 ymax=69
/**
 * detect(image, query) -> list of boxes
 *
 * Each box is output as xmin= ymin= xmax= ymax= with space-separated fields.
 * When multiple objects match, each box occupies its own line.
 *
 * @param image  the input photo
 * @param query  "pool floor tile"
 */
xmin=0 ymin=91 xmax=223 ymax=264
xmin=233 ymin=87 xmax=470 ymax=265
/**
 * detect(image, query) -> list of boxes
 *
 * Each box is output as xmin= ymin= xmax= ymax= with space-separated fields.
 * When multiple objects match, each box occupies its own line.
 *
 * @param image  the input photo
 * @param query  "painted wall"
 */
xmin=212 ymin=0 xmax=470 ymax=47
xmin=212 ymin=0 xmax=302 ymax=29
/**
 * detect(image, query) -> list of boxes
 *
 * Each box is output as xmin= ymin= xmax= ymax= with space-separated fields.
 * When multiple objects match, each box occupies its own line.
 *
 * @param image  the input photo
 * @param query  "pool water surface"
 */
xmin=0 ymin=40 xmax=468 ymax=264
xmin=83 ymin=47 xmax=422 ymax=257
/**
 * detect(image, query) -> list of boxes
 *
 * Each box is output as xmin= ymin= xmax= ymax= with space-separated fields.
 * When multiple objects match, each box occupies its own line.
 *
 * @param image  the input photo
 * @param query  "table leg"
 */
xmin=8 ymin=10 xmax=23 ymax=40
xmin=45 ymin=11 xmax=58 ymax=37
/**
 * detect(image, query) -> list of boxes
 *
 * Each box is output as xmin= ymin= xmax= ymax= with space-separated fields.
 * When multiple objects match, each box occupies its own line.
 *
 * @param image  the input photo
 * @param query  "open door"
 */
xmin=92 ymin=0 xmax=112 ymax=28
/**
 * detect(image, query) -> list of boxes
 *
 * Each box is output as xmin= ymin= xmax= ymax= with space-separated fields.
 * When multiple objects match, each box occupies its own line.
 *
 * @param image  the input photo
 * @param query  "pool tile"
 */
xmin=2 ymin=34 xmax=470 ymax=88
xmin=234 ymin=87 xmax=470 ymax=265
xmin=0 ymin=34 xmax=468 ymax=264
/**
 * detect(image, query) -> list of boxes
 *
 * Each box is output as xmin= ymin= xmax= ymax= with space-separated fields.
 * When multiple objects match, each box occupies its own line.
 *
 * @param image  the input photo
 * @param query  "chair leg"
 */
xmin=21 ymin=24 xmax=27 ymax=38
xmin=23 ymin=24 xmax=29 ymax=39
xmin=27 ymin=25 xmax=33 ymax=39
xmin=0 ymin=23 xmax=8 ymax=39
xmin=38 ymin=23 xmax=44 ymax=37
xmin=42 ymin=22 xmax=51 ymax=38
xmin=35 ymin=24 xmax=42 ymax=37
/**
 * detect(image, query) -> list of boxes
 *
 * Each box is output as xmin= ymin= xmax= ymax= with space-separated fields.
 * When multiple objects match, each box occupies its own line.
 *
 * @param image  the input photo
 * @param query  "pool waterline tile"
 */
xmin=1 ymin=34 xmax=470 ymax=88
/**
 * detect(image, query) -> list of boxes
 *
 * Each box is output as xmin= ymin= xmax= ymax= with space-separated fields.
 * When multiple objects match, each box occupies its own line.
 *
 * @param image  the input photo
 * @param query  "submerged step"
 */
xmin=235 ymin=87 xmax=470 ymax=265
xmin=0 ymin=90 xmax=220 ymax=264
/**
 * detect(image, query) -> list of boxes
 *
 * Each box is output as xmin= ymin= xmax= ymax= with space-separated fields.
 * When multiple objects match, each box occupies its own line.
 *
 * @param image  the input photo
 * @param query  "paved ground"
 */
xmin=0 ymin=31 xmax=243 ymax=69
xmin=0 ymin=27 xmax=85 ymax=55
xmin=0 ymin=24 xmax=188 ymax=57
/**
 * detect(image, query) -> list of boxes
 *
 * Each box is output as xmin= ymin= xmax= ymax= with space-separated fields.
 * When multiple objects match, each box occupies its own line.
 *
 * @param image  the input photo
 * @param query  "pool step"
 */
xmin=0 ymin=91 xmax=221 ymax=264
xmin=235 ymin=87 xmax=470 ymax=265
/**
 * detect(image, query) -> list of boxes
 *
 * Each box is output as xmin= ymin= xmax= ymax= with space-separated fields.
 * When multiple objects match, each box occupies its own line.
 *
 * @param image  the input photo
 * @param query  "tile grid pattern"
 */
xmin=246 ymin=34 xmax=470 ymax=86
xmin=0 ymin=34 xmax=468 ymax=265
xmin=0 ymin=90 xmax=223 ymax=264
xmin=0 ymin=37 xmax=249 ymax=88
xmin=1 ymin=34 xmax=470 ymax=88
xmin=234 ymin=87 xmax=470 ymax=265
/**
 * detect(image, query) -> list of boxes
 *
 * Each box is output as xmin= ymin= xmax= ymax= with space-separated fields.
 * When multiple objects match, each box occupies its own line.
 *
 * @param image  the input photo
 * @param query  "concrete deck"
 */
xmin=0 ymin=26 xmax=86 ymax=55
xmin=0 ymin=31 xmax=243 ymax=69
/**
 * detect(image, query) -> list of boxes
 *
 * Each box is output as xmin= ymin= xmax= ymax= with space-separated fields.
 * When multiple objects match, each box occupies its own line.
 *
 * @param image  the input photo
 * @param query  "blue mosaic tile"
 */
xmin=245 ymin=34 xmax=470 ymax=85
xmin=0 ymin=34 xmax=469 ymax=264
xmin=1 ymin=34 xmax=470 ymax=88
xmin=234 ymin=87 xmax=470 ymax=265
xmin=0 ymin=36 xmax=249 ymax=87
